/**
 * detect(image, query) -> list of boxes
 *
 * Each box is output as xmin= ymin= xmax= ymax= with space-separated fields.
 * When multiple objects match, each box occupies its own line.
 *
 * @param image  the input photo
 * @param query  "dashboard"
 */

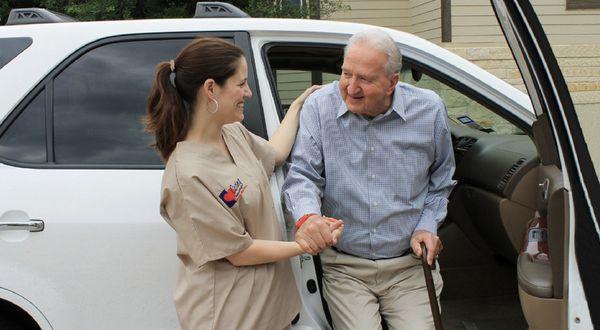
xmin=450 ymin=122 xmax=539 ymax=199
xmin=447 ymin=121 xmax=540 ymax=262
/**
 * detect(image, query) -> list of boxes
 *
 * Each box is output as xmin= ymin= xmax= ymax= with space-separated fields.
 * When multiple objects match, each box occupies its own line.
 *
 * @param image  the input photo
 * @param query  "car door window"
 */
xmin=400 ymin=68 xmax=524 ymax=135
xmin=52 ymin=38 xmax=194 ymax=165
xmin=0 ymin=88 xmax=46 ymax=163
xmin=264 ymin=43 xmax=343 ymax=118
xmin=264 ymin=42 xmax=523 ymax=137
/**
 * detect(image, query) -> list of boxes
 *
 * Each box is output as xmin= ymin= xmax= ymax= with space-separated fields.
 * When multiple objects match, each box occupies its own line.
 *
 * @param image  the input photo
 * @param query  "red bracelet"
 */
xmin=296 ymin=213 xmax=318 ymax=230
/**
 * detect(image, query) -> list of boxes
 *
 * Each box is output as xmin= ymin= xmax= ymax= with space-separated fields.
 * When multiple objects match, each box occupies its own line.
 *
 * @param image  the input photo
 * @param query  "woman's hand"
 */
xmin=289 ymin=85 xmax=321 ymax=112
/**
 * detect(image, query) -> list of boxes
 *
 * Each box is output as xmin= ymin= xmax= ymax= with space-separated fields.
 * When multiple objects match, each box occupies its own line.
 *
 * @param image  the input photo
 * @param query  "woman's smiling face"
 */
xmin=214 ymin=56 xmax=253 ymax=123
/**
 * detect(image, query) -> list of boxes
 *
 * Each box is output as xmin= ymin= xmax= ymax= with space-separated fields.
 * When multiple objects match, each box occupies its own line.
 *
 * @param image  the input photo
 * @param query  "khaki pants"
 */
xmin=320 ymin=248 xmax=443 ymax=330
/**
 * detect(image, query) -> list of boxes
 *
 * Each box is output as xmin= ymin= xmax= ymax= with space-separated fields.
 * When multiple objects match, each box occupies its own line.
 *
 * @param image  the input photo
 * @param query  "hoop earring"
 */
xmin=207 ymin=98 xmax=219 ymax=114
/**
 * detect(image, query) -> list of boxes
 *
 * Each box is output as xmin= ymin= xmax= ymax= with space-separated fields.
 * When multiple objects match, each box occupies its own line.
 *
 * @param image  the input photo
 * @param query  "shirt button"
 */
xmin=372 ymin=228 xmax=377 ymax=234
xmin=369 ymin=174 xmax=376 ymax=180
xmin=373 ymin=201 xmax=379 ymax=207
xmin=370 ymin=147 xmax=375 ymax=152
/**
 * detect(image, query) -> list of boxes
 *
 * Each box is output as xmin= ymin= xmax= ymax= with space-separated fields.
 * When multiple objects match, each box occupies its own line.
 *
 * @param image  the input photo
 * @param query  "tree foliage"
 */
xmin=1 ymin=0 xmax=349 ymax=24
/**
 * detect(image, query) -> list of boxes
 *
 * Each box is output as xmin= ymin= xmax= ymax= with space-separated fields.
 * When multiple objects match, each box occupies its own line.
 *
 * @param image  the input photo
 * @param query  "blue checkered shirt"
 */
xmin=282 ymin=81 xmax=456 ymax=259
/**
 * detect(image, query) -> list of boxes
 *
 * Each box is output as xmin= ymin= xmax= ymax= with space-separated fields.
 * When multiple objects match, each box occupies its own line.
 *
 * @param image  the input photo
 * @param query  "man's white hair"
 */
xmin=345 ymin=29 xmax=402 ymax=75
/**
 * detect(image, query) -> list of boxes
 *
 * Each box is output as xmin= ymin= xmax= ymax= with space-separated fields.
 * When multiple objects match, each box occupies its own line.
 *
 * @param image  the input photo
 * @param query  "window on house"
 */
xmin=566 ymin=0 xmax=600 ymax=9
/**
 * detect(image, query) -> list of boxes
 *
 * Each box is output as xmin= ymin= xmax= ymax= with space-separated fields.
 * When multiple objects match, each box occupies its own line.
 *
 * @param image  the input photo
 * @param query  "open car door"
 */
xmin=491 ymin=0 xmax=600 ymax=329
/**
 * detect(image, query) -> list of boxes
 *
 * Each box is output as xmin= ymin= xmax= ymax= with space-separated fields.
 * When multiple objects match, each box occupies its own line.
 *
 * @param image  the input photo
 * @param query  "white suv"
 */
xmin=1 ymin=2 xmax=599 ymax=329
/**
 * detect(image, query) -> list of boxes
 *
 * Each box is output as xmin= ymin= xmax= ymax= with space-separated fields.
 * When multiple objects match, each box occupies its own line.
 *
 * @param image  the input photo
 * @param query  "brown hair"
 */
xmin=145 ymin=37 xmax=245 ymax=160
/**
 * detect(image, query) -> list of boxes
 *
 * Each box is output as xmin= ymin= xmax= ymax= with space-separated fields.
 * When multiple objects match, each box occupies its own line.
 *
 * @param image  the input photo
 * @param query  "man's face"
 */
xmin=339 ymin=42 xmax=399 ymax=117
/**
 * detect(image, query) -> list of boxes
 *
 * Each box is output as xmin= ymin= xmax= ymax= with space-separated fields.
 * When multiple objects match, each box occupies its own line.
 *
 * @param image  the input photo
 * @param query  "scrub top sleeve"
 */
xmin=177 ymin=174 xmax=253 ymax=266
xmin=231 ymin=122 xmax=277 ymax=175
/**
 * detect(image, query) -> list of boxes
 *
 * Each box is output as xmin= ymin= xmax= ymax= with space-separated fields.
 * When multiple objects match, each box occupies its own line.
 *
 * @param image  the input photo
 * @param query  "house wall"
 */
xmin=451 ymin=0 xmax=600 ymax=45
xmin=409 ymin=0 xmax=442 ymax=43
xmin=328 ymin=0 xmax=411 ymax=31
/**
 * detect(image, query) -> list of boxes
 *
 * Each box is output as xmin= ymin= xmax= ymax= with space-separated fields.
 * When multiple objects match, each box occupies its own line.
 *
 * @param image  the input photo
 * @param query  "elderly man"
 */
xmin=282 ymin=29 xmax=456 ymax=329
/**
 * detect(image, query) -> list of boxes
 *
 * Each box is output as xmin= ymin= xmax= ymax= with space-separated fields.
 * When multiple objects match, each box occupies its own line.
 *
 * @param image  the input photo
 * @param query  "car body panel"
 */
xmin=0 ymin=165 xmax=177 ymax=328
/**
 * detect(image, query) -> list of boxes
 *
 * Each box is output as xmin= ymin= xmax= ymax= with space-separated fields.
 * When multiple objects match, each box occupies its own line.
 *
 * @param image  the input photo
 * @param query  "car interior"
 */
xmin=264 ymin=43 xmax=569 ymax=330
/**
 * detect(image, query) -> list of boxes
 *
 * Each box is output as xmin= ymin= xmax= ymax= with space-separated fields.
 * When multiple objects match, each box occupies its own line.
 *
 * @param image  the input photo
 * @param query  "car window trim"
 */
xmin=0 ymin=31 xmax=265 ymax=170
xmin=261 ymin=41 xmax=532 ymax=136
xmin=235 ymin=32 xmax=267 ymax=142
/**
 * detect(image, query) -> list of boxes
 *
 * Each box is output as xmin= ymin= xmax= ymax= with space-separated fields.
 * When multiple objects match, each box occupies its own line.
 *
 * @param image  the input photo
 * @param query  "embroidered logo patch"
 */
xmin=219 ymin=178 xmax=246 ymax=208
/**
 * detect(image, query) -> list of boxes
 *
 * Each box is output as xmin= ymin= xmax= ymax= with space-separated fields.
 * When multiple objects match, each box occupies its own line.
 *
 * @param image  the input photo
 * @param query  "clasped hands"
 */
xmin=295 ymin=215 xmax=344 ymax=255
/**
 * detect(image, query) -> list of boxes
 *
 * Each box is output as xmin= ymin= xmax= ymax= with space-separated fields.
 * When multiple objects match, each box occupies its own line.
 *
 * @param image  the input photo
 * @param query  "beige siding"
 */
xmin=411 ymin=0 xmax=441 ymax=43
xmin=452 ymin=0 xmax=600 ymax=46
xmin=329 ymin=0 xmax=411 ymax=31
xmin=329 ymin=0 xmax=441 ymax=42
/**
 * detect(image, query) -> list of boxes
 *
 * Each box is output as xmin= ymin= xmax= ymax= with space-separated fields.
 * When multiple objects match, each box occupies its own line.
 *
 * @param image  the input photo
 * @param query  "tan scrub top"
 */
xmin=160 ymin=122 xmax=301 ymax=330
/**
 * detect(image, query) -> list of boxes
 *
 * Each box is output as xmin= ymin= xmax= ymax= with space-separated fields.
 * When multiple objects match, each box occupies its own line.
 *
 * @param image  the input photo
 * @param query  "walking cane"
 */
xmin=420 ymin=242 xmax=443 ymax=330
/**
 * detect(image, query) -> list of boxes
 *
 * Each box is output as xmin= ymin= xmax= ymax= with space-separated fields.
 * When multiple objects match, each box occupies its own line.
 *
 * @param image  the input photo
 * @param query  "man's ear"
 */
xmin=387 ymin=73 xmax=399 ymax=95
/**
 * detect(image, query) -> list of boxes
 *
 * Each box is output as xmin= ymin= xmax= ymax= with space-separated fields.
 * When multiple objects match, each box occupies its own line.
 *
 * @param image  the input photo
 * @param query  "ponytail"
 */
xmin=145 ymin=38 xmax=245 ymax=161
xmin=145 ymin=61 xmax=189 ymax=161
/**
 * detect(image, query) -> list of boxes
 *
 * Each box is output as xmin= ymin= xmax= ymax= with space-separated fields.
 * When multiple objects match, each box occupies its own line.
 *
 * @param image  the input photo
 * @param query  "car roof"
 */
xmin=0 ymin=18 xmax=533 ymax=122
xmin=0 ymin=17 xmax=389 ymax=35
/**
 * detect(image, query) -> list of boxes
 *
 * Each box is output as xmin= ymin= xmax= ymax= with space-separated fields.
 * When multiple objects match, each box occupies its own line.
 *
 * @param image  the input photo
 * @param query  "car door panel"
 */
xmin=492 ymin=0 xmax=600 ymax=327
xmin=0 ymin=166 xmax=178 ymax=329
xmin=517 ymin=163 xmax=566 ymax=329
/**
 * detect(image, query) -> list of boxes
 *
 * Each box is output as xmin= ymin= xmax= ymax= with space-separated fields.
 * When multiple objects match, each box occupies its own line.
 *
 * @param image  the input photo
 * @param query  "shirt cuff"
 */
xmin=291 ymin=203 xmax=321 ymax=225
xmin=414 ymin=216 xmax=438 ymax=236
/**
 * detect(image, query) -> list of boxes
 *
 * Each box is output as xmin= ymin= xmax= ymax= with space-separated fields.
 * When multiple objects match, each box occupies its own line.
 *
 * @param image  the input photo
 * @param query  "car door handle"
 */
xmin=538 ymin=178 xmax=550 ymax=202
xmin=0 ymin=219 xmax=44 ymax=232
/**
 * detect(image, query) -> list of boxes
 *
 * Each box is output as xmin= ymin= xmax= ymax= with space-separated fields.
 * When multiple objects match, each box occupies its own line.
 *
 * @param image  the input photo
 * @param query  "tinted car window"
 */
xmin=0 ymin=37 xmax=32 ymax=68
xmin=0 ymin=89 xmax=46 ymax=163
xmin=52 ymin=38 xmax=199 ymax=165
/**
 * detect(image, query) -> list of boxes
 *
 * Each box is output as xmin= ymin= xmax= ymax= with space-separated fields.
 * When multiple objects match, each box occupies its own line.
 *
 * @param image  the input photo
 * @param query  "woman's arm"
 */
xmin=269 ymin=85 xmax=321 ymax=166
xmin=226 ymin=240 xmax=303 ymax=266
xmin=226 ymin=224 xmax=344 ymax=266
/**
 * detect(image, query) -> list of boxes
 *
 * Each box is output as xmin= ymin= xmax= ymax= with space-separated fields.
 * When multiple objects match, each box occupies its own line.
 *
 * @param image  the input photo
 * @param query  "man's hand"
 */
xmin=296 ymin=215 xmax=343 ymax=255
xmin=410 ymin=229 xmax=443 ymax=266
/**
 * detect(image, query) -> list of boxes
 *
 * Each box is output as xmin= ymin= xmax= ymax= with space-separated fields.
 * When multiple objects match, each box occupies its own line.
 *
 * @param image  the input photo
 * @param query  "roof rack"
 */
xmin=6 ymin=8 xmax=76 ymax=26
xmin=194 ymin=2 xmax=250 ymax=18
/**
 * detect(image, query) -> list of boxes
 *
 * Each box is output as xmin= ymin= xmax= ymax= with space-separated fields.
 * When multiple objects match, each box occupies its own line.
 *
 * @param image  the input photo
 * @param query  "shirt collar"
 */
xmin=336 ymin=102 xmax=349 ymax=118
xmin=336 ymin=85 xmax=406 ymax=121
xmin=390 ymin=86 xmax=406 ymax=120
